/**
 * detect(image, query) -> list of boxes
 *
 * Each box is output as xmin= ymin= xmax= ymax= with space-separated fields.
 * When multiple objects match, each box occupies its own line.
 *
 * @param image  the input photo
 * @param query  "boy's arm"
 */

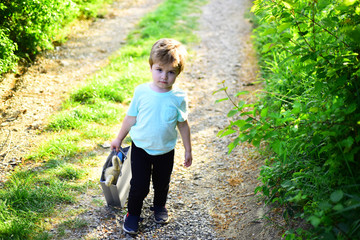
xmin=177 ymin=120 xmax=192 ymax=167
xmin=111 ymin=115 xmax=136 ymax=152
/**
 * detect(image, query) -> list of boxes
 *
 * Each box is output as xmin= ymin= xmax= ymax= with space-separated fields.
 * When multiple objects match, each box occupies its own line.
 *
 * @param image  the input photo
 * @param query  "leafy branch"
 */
xmin=294 ymin=8 xmax=351 ymax=48
xmin=213 ymin=81 xmax=259 ymax=122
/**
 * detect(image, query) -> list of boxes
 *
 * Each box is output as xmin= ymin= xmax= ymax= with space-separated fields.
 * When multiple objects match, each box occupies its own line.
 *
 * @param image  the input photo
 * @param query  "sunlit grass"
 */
xmin=0 ymin=0 xmax=207 ymax=238
xmin=27 ymin=131 xmax=83 ymax=161
xmin=0 ymin=171 xmax=75 ymax=239
xmin=55 ymin=163 xmax=88 ymax=180
xmin=47 ymin=100 xmax=124 ymax=131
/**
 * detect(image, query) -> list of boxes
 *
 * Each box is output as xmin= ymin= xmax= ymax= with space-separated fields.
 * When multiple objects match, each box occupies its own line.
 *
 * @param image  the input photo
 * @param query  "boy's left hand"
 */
xmin=184 ymin=151 xmax=192 ymax=167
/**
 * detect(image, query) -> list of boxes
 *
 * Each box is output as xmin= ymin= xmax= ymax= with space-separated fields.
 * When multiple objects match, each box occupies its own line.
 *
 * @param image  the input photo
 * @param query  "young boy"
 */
xmin=110 ymin=38 xmax=192 ymax=235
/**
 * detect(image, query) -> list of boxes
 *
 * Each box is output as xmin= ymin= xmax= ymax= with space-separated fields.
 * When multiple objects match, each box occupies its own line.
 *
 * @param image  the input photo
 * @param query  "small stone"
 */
xmin=101 ymin=142 xmax=111 ymax=148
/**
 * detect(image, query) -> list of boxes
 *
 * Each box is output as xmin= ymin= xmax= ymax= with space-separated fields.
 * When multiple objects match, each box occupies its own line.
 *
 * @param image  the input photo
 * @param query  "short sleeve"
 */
xmin=127 ymin=88 xmax=139 ymax=117
xmin=177 ymin=96 xmax=188 ymax=122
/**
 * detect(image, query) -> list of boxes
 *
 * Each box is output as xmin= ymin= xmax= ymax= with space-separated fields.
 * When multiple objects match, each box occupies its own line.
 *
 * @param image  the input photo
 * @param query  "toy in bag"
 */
xmin=100 ymin=146 xmax=132 ymax=207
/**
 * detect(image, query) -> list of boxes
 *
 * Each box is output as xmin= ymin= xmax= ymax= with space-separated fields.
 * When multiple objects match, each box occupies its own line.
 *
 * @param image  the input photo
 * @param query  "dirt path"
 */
xmin=79 ymin=0 xmax=281 ymax=239
xmin=168 ymin=0 xmax=281 ymax=238
xmin=0 ymin=0 xmax=282 ymax=239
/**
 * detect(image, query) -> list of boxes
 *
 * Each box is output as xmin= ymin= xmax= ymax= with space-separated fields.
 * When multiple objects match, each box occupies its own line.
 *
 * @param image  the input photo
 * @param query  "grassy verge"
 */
xmin=0 ymin=0 xmax=206 ymax=239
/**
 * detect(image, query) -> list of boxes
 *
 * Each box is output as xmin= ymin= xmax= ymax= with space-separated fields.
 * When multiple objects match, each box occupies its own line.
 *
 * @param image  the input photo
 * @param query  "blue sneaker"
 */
xmin=151 ymin=206 xmax=169 ymax=224
xmin=123 ymin=213 xmax=139 ymax=235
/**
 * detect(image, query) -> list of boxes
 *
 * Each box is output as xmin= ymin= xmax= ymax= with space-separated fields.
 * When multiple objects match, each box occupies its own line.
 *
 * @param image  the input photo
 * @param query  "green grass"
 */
xmin=47 ymin=100 xmax=124 ymax=131
xmin=0 ymin=171 xmax=75 ymax=239
xmin=0 ymin=0 xmax=206 ymax=239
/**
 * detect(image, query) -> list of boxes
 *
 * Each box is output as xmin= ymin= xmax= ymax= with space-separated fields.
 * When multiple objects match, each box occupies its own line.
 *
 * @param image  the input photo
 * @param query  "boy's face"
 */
xmin=150 ymin=62 xmax=180 ymax=92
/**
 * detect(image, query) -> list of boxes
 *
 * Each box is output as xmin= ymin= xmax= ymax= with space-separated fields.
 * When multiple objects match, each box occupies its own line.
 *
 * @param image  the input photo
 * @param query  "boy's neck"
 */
xmin=150 ymin=83 xmax=172 ymax=93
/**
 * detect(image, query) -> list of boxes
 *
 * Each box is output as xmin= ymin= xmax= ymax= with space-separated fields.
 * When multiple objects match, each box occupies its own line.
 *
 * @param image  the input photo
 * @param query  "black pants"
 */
xmin=128 ymin=142 xmax=174 ymax=216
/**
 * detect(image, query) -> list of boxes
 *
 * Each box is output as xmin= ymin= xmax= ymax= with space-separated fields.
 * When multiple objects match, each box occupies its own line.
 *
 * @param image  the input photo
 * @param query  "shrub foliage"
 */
xmin=0 ymin=27 xmax=18 ymax=73
xmin=0 ymin=0 xmax=112 ymax=74
xmin=217 ymin=0 xmax=360 ymax=238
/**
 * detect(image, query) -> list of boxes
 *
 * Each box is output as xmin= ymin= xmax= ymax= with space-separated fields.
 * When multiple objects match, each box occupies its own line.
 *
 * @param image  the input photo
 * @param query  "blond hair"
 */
xmin=149 ymin=38 xmax=187 ymax=73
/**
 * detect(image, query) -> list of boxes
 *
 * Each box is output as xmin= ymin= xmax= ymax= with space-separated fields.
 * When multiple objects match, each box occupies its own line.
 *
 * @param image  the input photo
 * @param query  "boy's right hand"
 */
xmin=110 ymin=138 xmax=122 ymax=152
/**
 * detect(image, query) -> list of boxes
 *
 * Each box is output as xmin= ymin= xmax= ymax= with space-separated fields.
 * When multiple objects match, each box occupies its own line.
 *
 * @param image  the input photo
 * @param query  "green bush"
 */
xmin=0 ymin=27 xmax=18 ymax=73
xmin=0 ymin=0 xmax=114 ymax=75
xmin=217 ymin=0 xmax=360 ymax=238
xmin=1 ymin=0 xmax=79 ymax=57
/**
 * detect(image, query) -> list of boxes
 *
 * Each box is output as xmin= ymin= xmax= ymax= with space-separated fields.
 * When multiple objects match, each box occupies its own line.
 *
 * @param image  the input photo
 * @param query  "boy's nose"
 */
xmin=161 ymin=72 xmax=168 ymax=80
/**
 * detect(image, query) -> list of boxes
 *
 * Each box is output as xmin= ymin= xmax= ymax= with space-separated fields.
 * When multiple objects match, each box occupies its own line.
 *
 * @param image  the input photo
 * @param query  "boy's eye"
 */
xmin=157 ymin=68 xmax=162 ymax=72
xmin=169 ymin=71 xmax=175 ymax=75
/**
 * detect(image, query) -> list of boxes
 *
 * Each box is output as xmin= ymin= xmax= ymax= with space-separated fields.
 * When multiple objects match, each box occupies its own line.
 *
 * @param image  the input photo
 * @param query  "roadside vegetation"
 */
xmin=0 ymin=0 xmax=114 ymax=74
xmin=216 ymin=0 xmax=360 ymax=239
xmin=0 ymin=0 xmax=205 ymax=239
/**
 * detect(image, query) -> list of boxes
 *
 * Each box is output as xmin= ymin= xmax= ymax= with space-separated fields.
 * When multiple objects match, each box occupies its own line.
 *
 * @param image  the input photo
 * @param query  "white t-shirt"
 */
xmin=127 ymin=83 xmax=188 ymax=155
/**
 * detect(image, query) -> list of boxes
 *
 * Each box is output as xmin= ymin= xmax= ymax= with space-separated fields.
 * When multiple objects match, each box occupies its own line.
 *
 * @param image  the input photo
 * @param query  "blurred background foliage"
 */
xmin=0 ymin=0 xmax=113 ymax=74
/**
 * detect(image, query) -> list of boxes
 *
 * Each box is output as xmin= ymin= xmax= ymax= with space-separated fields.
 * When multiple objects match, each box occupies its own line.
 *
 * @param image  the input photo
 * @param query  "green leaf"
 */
xmin=228 ymin=142 xmax=235 ymax=154
xmin=333 ymin=203 xmax=344 ymax=211
xmin=278 ymin=22 xmax=292 ymax=33
xmin=235 ymin=91 xmax=249 ymax=97
xmin=308 ymin=216 xmax=321 ymax=228
xmin=262 ymin=185 xmax=270 ymax=196
xmin=249 ymin=128 xmax=257 ymax=137
xmin=343 ymin=0 xmax=357 ymax=6
xmin=240 ymin=111 xmax=254 ymax=116
xmin=291 ymin=102 xmax=301 ymax=115
xmin=314 ymin=81 xmax=324 ymax=92
xmin=345 ymin=103 xmax=357 ymax=114
xmin=312 ymin=134 xmax=322 ymax=145
xmin=341 ymin=136 xmax=354 ymax=148
xmin=220 ymin=129 xmax=237 ymax=137
xmin=227 ymin=109 xmax=238 ymax=117
xmin=260 ymin=107 xmax=269 ymax=118
xmin=272 ymin=141 xmax=283 ymax=155
xmin=333 ymin=203 xmax=360 ymax=214
xmin=233 ymin=119 xmax=247 ymax=128
xmin=318 ymin=201 xmax=332 ymax=211
xmin=227 ymin=137 xmax=241 ymax=154
xmin=215 ymin=97 xmax=229 ymax=104
xmin=282 ymin=1 xmax=293 ymax=9
xmin=310 ymin=107 xmax=318 ymax=113
xmin=254 ymin=186 xmax=262 ymax=194
xmin=280 ymin=32 xmax=293 ymax=42
xmin=259 ymin=123 xmax=270 ymax=131
xmin=330 ymin=190 xmax=344 ymax=203
xmin=281 ymin=180 xmax=293 ymax=189
xmin=212 ymin=87 xmax=227 ymax=95
xmin=252 ymin=138 xmax=261 ymax=147
xmin=262 ymin=43 xmax=275 ymax=53
xmin=300 ymin=54 xmax=312 ymax=62
xmin=238 ymin=100 xmax=245 ymax=109
xmin=263 ymin=28 xmax=277 ymax=35
xmin=217 ymin=129 xmax=224 ymax=137
xmin=240 ymin=124 xmax=253 ymax=131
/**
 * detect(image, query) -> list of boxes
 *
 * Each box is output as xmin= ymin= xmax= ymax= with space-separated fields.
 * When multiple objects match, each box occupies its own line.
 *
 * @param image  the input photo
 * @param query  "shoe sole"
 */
xmin=154 ymin=216 xmax=170 ymax=224
xmin=123 ymin=214 xmax=138 ymax=235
